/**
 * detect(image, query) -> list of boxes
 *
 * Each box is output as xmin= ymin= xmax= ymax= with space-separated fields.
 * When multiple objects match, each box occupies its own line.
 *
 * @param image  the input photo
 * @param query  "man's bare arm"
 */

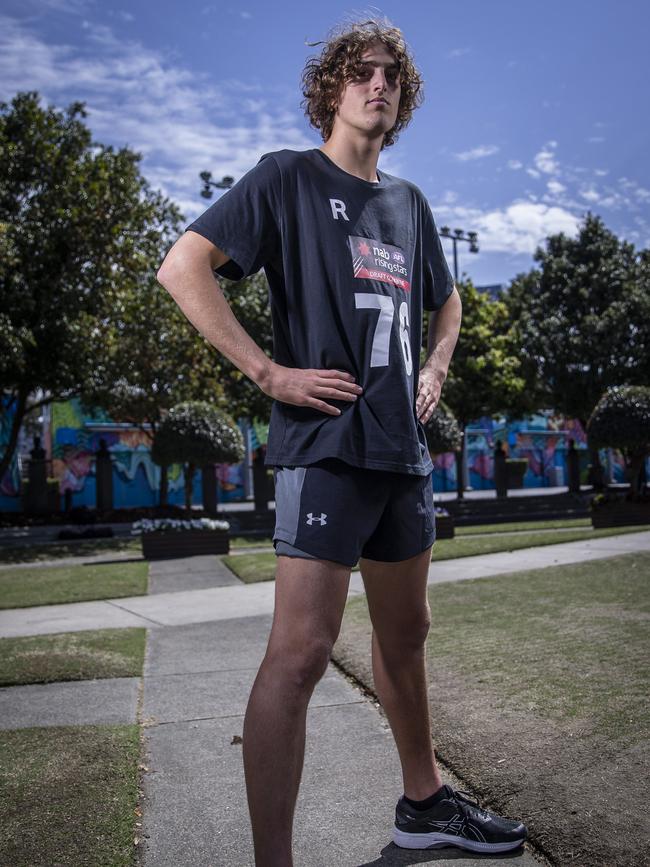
xmin=416 ymin=286 xmax=462 ymax=423
xmin=157 ymin=231 xmax=363 ymax=415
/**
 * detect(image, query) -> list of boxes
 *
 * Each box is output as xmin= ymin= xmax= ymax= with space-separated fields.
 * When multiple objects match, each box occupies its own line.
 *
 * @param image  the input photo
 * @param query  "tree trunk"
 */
xmin=159 ymin=464 xmax=169 ymax=506
xmin=588 ymin=446 xmax=606 ymax=491
xmin=455 ymin=424 xmax=466 ymax=499
xmin=0 ymin=389 xmax=29 ymax=486
xmin=184 ymin=462 xmax=195 ymax=517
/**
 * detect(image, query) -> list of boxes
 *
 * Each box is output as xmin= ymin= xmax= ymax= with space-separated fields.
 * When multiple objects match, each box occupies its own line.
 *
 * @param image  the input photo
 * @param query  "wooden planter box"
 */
xmin=435 ymin=513 xmax=455 ymax=540
xmin=591 ymin=502 xmax=650 ymax=529
xmin=141 ymin=529 xmax=229 ymax=560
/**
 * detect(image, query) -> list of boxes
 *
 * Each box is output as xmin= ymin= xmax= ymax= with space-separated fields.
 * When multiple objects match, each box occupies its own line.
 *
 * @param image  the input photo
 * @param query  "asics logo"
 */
xmin=306 ymin=512 xmax=327 ymax=526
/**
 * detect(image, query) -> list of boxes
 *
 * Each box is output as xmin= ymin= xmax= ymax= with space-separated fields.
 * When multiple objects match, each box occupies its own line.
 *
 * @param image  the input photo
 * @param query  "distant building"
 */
xmin=476 ymin=283 xmax=506 ymax=300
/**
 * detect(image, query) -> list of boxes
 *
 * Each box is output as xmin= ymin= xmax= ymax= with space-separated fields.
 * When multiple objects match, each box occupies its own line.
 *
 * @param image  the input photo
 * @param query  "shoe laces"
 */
xmin=449 ymin=788 xmax=490 ymax=820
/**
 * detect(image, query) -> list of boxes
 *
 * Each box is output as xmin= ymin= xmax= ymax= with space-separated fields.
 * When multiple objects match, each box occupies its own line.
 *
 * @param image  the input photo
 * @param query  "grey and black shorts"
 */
xmin=272 ymin=457 xmax=436 ymax=568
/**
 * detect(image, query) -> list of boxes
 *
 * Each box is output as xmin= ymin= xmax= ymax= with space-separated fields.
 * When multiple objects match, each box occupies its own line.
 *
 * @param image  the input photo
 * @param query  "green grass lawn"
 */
xmin=0 ymin=724 xmax=141 ymax=867
xmin=0 ymin=627 xmax=147 ymax=687
xmin=333 ymin=551 xmax=650 ymax=867
xmin=0 ymin=561 xmax=148 ymax=609
xmin=229 ymin=518 xmax=593 ymax=548
xmin=224 ymin=524 xmax=649 ymax=583
xmin=0 ymin=536 xmax=142 ymax=565
xmin=455 ymin=516 xmax=592 ymax=535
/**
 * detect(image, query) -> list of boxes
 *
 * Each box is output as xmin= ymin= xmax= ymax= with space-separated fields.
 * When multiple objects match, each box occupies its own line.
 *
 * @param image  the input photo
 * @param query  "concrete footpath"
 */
xmin=2 ymin=532 xmax=649 ymax=865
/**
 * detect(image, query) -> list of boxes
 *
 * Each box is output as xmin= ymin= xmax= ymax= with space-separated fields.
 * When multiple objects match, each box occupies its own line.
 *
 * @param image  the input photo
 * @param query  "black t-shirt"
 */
xmin=185 ymin=148 xmax=454 ymax=475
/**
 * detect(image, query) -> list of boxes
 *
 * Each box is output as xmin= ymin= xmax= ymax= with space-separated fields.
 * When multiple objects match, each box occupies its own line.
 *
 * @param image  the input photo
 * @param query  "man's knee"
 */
xmin=375 ymin=608 xmax=431 ymax=653
xmin=265 ymin=636 xmax=334 ymax=693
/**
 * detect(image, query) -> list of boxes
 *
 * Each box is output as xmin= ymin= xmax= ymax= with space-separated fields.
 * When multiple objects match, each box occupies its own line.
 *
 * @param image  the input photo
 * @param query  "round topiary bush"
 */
xmin=423 ymin=406 xmax=462 ymax=454
xmin=152 ymin=401 xmax=245 ymax=514
xmin=587 ymin=385 xmax=650 ymax=494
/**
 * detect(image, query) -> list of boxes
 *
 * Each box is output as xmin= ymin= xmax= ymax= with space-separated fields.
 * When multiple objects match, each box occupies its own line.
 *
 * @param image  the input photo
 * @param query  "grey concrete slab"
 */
xmin=0 ymin=676 xmax=140 ymax=730
xmin=117 ymin=582 xmax=278 ymax=626
xmin=142 ymin=614 xmax=364 ymax=724
xmin=140 ymin=701 xmax=538 ymax=867
xmin=0 ymin=597 xmax=162 ymax=639
xmin=143 ymin=666 xmax=362 ymax=725
xmin=148 ymin=555 xmax=242 ymax=594
xmin=144 ymin=617 xmax=273 ymax=676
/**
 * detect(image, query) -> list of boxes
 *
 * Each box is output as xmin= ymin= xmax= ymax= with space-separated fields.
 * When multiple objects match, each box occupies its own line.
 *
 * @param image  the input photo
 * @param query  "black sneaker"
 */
xmin=393 ymin=785 xmax=527 ymax=853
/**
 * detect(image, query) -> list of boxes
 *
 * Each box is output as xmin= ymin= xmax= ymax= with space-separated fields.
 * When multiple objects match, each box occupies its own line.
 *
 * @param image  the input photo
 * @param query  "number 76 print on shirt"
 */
xmin=348 ymin=234 xmax=413 ymax=376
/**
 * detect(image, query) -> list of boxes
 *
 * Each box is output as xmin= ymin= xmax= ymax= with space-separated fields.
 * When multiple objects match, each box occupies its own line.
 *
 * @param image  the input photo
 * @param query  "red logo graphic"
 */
xmin=348 ymin=235 xmax=411 ymax=292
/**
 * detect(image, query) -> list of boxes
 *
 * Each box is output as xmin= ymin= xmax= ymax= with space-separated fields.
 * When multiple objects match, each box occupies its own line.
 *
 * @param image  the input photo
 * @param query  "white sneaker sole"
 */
xmin=393 ymin=827 xmax=526 ymax=852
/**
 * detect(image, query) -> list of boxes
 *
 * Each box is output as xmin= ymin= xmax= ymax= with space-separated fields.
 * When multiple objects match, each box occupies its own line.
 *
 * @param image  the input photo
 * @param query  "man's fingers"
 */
xmin=316 ymin=374 xmax=362 ymax=395
xmin=313 ymin=384 xmax=359 ymax=400
xmin=307 ymin=398 xmax=342 ymax=416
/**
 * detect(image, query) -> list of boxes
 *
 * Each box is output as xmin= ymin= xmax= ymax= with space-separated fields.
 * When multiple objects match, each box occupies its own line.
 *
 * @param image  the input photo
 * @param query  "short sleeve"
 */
xmin=421 ymin=201 xmax=455 ymax=311
xmin=184 ymin=153 xmax=281 ymax=281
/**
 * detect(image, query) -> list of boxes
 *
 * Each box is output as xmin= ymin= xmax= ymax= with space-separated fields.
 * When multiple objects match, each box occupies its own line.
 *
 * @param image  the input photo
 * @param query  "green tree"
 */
xmin=218 ymin=272 xmax=274 ymax=422
xmin=505 ymin=213 xmax=650 ymax=474
xmin=151 ymin=401 xmax=245 ymax=515
xmin=587 ymin=386 xmax=650 ymax=494
xmin=423 ymin=404 xmax=462 ymax=454
xmin=0 ymin=91 xmax=179 ymax=483
xmin=442 ymin=279 xmax=527 ymax=497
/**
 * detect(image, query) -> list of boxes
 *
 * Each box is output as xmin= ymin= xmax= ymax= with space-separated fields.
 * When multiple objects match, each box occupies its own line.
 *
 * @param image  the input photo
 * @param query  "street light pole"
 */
xmin=438 ymin=226 xmax=479 ymax=284
xmin=437 ymin=226 xmax=479 ymax=498
xmin=199 ymin=171 xmax=235 ymax=199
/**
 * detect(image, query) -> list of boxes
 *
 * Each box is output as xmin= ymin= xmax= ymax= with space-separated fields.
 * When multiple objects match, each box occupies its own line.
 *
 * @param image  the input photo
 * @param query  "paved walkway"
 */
xmin=2 ymin=531 xmax=648 ymax=639
xmin=3 ymin=531 xmax=649 ymax=865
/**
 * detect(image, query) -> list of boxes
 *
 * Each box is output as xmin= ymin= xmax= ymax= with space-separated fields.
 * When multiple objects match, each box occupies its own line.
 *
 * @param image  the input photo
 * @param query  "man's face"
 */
xmin=332 ymin=41 xmax=401 ymax=140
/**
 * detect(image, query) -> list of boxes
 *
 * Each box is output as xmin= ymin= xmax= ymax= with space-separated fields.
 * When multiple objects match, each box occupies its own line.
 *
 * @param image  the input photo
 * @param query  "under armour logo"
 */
xmin=306 ymin=512 xmax=327 ymax=526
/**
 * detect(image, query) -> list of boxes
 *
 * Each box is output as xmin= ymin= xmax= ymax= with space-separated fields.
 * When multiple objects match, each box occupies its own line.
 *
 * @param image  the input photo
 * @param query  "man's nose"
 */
xmin=371 ymin=69 xmax=388 ymax=91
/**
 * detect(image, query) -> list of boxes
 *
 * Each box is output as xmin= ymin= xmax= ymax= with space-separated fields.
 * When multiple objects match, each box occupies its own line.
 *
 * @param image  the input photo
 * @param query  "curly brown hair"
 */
xmin=301 ymin=18 xmax=424 ymax=150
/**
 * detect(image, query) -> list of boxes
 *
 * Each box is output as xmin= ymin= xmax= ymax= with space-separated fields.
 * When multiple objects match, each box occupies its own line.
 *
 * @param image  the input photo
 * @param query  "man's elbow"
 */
xmin=156 ymin=256 xmax=176 ymax=289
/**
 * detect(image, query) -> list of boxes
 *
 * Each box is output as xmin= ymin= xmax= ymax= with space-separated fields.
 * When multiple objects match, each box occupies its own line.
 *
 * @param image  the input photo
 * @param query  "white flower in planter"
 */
xmin=132 ymin=517 xmax=230 ymax=534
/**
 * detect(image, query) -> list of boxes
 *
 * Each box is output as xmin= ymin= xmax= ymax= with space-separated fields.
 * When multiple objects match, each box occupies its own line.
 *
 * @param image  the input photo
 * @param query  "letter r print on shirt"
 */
xmin=329 ymin=198 xmax=349 ymax=221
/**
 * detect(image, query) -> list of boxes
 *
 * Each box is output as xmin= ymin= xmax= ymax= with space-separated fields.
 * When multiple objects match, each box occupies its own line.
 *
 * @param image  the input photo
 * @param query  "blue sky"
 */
xmin=2 ymin=0 xmax=649 ymax=286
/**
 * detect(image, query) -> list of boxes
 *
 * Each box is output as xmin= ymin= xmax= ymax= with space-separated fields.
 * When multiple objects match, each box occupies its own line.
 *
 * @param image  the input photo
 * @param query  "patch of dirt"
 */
xmin=333 ymin=613 xmax=650 ymax=867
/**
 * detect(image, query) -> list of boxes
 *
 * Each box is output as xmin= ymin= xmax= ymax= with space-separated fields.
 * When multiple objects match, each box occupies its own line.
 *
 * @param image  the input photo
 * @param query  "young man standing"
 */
xmin=157 ymin=18 xmax=527 ymax=865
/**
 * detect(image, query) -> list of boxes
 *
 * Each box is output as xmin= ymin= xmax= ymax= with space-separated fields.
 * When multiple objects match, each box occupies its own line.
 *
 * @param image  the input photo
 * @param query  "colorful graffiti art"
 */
xmin=0 ymin=394 xmax=21 ymax=500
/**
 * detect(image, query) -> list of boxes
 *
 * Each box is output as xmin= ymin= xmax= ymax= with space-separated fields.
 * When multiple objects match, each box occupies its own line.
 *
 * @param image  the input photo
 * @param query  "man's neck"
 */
xmin=319 ymin=131 xmax=383 ymax=183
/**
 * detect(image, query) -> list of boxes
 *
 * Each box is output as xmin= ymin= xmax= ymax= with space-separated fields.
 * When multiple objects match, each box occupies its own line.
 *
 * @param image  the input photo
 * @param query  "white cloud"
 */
xmin=430 ymin=199 xmax=580 ymax=256
xmin=526 ymin=168 xmax=541 ymax=179
xmin=579 ymin=187 xmax=601 ymax=203
xmin=547 ymin=180 xmax=566 ymax=195
xmin=447 ymin=48 xmax=471 ymax=58
xmin=454 ymin=144 xmax=499 ymax=161
xmin=507 ymin=160 xmax=523 ymax=170
xmin=0 ymin=14 xmax=313 ymax=222
xmin=31 ymin=0 xmax=92 ymax=12
xmin=533 ymin=142 xmax=560 ymax=175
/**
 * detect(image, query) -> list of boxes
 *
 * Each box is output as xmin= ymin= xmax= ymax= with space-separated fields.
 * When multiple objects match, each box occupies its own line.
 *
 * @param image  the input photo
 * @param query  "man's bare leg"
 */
xmin=242 ymin=554 xmax=351 ymax=867
xmin=359 ymin=547 xmax=443 ymax=800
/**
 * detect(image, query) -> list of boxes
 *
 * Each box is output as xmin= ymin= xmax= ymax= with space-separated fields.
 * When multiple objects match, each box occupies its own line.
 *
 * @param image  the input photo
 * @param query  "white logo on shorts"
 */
xmin=306 ymin=512 xmax=327 ymax=526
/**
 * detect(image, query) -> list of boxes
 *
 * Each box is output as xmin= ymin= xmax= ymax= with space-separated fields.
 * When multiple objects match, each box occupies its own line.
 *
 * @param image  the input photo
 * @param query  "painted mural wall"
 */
xmin=0 ymin=397 xmax=641 ymax=511
xmin=0 ymin=396 xmax=256 ymax=512
xmin=432 ymin=411 xmax=630 ymax=493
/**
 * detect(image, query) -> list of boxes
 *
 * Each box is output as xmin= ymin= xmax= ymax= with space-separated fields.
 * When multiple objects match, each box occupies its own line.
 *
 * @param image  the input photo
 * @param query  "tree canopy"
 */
xmin=151 ymin=401 xmax=245 ymax=514
xmin=504 ymin=213 xmax=650 ymax=430
xmin=587 ymin=385 xmax=650 ymax=492
xmin=0 ymin=91 xmax=181 ymax=481
xmin=443 ymin=278 xmax=528 ymax=427
xmin=423 ymin=405 xmax=462 ymax=454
